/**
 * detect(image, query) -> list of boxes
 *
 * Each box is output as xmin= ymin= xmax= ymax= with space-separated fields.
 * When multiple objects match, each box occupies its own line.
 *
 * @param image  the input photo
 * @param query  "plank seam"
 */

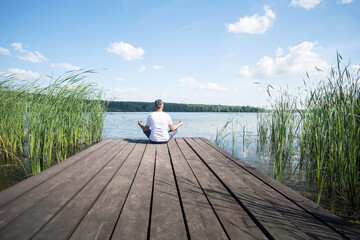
xmin=0 ymin=139 xmax=124 ymax=233
xmin=175 ymin=138 xmax=231 ymax=240
xmin=146 ymin=144 xmax=157 ymax=240
xmin=184 ymin=137 xmax=275 ymax=240
xmin=0 ymin=138 xmax=118 ymax=209
xmin=27 ymin=140 xmax=129 ymax=239
xmin=67 ymin=139 xmax=142 ymax=240
xmin=167 ymin=142 xmax=191 ymax=240
xmin=109 ymin=141 xmax=148 ymax=239
xmin=199 ymin=137 xmax=352 ymax=240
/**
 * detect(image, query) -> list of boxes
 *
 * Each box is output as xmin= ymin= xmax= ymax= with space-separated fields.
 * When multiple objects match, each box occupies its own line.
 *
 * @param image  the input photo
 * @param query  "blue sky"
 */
xmin=1 ymin=0 xmax=359 ymax=107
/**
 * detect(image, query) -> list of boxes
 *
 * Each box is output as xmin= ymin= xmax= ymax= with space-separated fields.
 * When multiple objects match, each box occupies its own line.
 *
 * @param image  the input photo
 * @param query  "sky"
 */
xmin=0 ymin=0 xmax=359 ymax=107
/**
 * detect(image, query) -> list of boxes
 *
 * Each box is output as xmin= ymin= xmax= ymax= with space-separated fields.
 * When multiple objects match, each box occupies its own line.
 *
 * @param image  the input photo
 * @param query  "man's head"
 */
xmin=154 ymin=99 xmax=163 ymax=110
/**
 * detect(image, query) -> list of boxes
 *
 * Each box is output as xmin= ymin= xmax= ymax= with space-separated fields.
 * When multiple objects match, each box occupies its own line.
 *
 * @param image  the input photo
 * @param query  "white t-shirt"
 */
xmin=146 ymin=112 xmax=173 ymax=142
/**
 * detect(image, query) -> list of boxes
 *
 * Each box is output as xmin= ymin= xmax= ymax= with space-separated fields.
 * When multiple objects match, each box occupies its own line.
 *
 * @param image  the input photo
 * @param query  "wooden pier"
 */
xmin=0 ymin=138 xmax=359 ymax=239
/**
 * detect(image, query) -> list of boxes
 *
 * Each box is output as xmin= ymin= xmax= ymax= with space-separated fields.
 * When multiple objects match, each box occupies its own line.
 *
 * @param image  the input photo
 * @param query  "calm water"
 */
xmin=105 ymin=112 xmax=360 ymax=227
xmin=104 ymin=112 xmax=257 ymax=139
xmin=104 ymin=112 xmax=316 ymax=199
xmin=105 ymin=112 xmax=272 ymax=175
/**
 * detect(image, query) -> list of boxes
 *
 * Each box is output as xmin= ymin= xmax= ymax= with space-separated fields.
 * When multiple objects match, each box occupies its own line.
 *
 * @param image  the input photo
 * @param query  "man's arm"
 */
xmin=138 ymin=120 xmax=150 ymax=132
xmin=169 ymin=120 xmax=184 ymax=131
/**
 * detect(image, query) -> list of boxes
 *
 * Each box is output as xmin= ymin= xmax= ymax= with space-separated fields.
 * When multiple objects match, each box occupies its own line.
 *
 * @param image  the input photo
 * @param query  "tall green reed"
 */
xmin=257 ymin=111 xmax=269 ymax=146
xmin=214 ymin=116 xmax=250 ymax=155
xmin=266 ymin=87 xmax=301 ymax=181
xmin=0 ymin=70 xmax=107 ymax=175
xmin=261 ymin=53 xmax=359 ymax=207
xmin=300 ymin=54 xmax=360 ymax=205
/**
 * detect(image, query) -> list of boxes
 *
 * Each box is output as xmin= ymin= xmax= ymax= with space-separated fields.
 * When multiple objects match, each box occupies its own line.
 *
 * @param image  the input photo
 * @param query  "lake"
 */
xmin=105 ymin=112 xmax=360 ymax=224
xmin=104 ymin=112 xmax=321 ymax=203
xmin=105 ymin=112 xmax=280 ymax=179
xmin=0 ymin=111 xmax=329 ymax=199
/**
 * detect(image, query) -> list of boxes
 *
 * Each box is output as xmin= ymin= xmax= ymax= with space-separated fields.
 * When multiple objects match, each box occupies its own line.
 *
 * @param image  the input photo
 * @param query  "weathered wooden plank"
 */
xmin=0 ymin=139 xmax=127 ymax=239
xmin=32 ymin=139 xmax=145 ymax=240
xmin=167 ymin=139 xmax=228 ymax=240
xmin=0 ymin=138 xmax=113 ymax=208
xmin=185 ymin=137 xmax=311 ymax=240
xmin=111 ymin=142 xmax=156 ymax=239
xmin=196 ymin=137 xmax=346 ymax=239
xmin=69 ymin=139 xmax=148 ymax=240
xmin=200 ymin=137 xmax=360 ymax=239
xmin=0 ymin=138 xmax=122 ymax=231
xmin=1 ymin=137 xmax=358 ymax=240
xmin=176 ymin=138 xmax=267 ymax=240
xmin=149 ymin=143 xmax=187 ymax=239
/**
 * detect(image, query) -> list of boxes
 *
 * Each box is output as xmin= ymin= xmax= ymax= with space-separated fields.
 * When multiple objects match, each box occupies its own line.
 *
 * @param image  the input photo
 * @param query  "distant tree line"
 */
xmin=106 ymin=101 xmax=264 ymax=112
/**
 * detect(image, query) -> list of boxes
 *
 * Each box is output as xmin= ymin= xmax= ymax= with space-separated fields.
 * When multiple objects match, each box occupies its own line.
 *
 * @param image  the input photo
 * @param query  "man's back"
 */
xmin=146 ymin=112 xmax=172 ymax=142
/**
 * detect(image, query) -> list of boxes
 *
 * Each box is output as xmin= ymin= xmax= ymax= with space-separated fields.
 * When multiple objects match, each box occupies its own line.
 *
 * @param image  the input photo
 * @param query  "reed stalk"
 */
xmin=266 ymin=87 xmax=300 ymax=181
xmin=214 ymin=116 xmax=251 ymax=155
xmin=260 ymin=53 xmax=360 ymax=209
xmin=0 ymin=70 xmax=107 ymax=175
xmin=299 ymin=54 xmax=360 ymax=205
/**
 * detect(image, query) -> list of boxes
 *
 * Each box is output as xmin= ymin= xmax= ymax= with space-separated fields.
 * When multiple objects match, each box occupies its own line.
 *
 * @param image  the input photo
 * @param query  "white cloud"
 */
xmin=11 ymin=42 xmax=47 ymax=63
xmin=352 ymin=64 xmax=360 ymax=72
xmin=238 ymin=41 xmax=330 ymax=79
xmin=227 ymin=6 xmax=276 ymax=34
xmin=115 ymin=77 xmax=126 ymax=82
xmin=106 ymin=41 xmax=144 ymax=61
xmin=50 ymin=62 xmax=81 ymax=71
xmin=139 ymin=65 xmax=147 ymax=72
xmin=138 ymin=65 xmax=163 ymax=71
xmin=340 ymin=0 xmax=354 ymax=3
xmin=2 ymin=68 xmax=43 ymax=79
xmin=179 ymin=77 xmax=228 ymax=92
xmin=239 ymin=66 xmax=251 ymax=78
xmin=276 ymin=47 xmax=284 ymax=57
xmin=114 ymin=87 xmax=138 ymax=93
xmin=11 ymin=42 xmax=25 ymax=52
xmin=0 ymin=47 xmax=10 ymax=55
xmin=289 ymin=0 xmax=322 ymax=10
xmin=16 ymin=51 xmax=47 ymax=63
xmin=153 ymin=65 xmax=163 ymax=70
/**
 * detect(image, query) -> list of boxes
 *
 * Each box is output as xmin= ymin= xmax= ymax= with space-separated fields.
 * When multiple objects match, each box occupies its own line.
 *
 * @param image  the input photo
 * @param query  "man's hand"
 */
xmin=138 ymin=120 xmax=149 ymax=131
xmin=169 ymin=120 xmax=184 ymax=131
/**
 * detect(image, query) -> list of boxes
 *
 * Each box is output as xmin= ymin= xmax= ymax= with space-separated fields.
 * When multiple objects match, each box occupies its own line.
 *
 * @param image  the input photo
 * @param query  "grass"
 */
xmin=298 ymin=54 xmax=360 ymax=206
xmin=263 ymin=53 xmax=360 ymax=209
xmin=214 ymin=53 xmax=359 ymax=225
xmin=257 ymin=111 xmax=269 ymax=146
xmin=0 ymin=70 xmax=107 ymax=176
xmin=214 ymin=115 xmax=251 ymax=155
xmin=266 ymin=87 xmax=301 ymax=181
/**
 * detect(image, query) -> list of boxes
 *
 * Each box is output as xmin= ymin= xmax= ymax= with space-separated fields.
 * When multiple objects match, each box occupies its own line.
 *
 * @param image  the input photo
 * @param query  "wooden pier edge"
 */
xmin=198 ymin=137 xmax=359 ymax=239
xmin=0 ymin=137 xmax=359 ymax=240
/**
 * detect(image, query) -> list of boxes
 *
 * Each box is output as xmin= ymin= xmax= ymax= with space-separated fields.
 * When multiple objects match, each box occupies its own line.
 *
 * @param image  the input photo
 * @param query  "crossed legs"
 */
xmin=143 ymin=129 xmax=178 ymax=143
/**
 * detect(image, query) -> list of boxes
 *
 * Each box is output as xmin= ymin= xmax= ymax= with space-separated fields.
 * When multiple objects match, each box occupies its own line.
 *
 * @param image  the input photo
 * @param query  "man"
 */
xmin=138 ymin=99 xmax=183 ymax=143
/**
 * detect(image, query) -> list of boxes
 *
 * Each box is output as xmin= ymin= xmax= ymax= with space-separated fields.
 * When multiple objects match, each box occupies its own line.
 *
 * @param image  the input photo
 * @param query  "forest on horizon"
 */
xmin=106 ymin=101 xmax=264 ymax=112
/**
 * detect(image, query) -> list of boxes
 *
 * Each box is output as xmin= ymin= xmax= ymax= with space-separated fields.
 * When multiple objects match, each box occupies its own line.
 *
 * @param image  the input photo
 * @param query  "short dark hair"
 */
xmin=154 ymin=99 xmax=163 ymax=109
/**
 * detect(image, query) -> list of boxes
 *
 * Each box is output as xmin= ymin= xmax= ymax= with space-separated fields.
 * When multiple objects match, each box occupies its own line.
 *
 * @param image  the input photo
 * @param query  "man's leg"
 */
xmin=168 ymin=130 xmax=178 ymax=141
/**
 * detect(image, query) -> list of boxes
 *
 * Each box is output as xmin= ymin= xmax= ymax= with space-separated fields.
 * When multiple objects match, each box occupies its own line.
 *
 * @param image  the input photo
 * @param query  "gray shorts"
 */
xmin=143 ymin=129 xmax=178 ymax=143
